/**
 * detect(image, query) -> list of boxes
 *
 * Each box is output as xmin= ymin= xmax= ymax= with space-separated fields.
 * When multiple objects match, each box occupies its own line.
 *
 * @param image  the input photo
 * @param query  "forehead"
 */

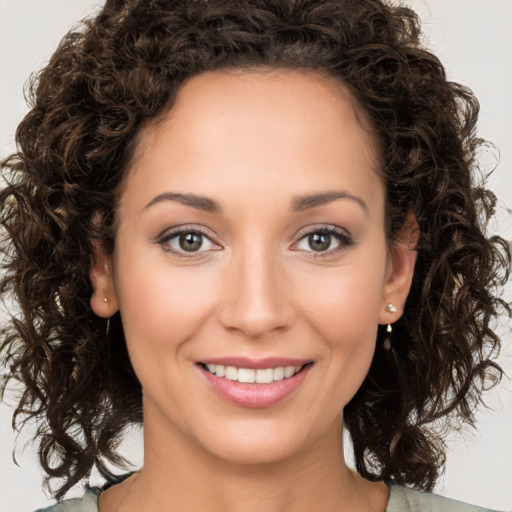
xmin=134 ymin=68 xmax=379 ymax=163
xmin=121 ymin=69 xmax=383 ymax=213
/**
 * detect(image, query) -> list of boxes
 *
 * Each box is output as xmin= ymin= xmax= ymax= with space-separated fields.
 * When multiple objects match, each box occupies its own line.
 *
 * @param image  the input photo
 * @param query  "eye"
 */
xmin=158 ymin=227 xmax=220 ymax=256
xmin=294 ymin=226 xmax=354 ymax=255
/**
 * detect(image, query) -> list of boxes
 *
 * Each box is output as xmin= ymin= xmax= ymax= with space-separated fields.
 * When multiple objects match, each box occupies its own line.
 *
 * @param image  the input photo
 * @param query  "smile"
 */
xmin=204 ymin=364 xmax=303 ymax=384
xmin=198 ymin=359 xmax=313 ymax=408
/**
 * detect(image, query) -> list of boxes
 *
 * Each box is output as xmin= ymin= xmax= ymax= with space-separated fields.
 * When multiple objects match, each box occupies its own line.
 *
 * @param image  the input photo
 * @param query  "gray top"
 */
xmin=36 ymin=484 xmax=503 ymax=512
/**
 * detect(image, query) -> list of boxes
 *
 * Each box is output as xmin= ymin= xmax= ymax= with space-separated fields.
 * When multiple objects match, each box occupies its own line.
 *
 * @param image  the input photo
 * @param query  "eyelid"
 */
xmin=156 ymin=224 xmax=222 ymax=257
xmin=292 ymin=224 xmax=355 ymax=257
xmin=155 ymin=223 xmax=354 ymax=259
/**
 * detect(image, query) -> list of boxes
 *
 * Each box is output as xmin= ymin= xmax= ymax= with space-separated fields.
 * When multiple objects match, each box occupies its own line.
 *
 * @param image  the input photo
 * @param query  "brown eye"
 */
xmin=308 ymin=233 xmax=331 ymax=252
xmin=294 ymin=226 xmax=354 ymax=256
xmin=179 ymin=232 xmax=203 ymax=252
xmin=160 ymin=228 xmax=219 ymax=256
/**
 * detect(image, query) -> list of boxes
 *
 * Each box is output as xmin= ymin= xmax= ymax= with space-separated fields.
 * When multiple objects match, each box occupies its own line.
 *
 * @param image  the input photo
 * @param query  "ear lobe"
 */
xmin=379 ymin=212 xmax=419 ymax=325
xmin=89 ymin=240 xmax=119 ymax=318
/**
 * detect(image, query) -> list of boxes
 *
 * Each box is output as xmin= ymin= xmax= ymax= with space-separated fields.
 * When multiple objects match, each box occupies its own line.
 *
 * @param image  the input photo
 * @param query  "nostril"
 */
xmin=217 ymin=297 xmax=296 ymax=339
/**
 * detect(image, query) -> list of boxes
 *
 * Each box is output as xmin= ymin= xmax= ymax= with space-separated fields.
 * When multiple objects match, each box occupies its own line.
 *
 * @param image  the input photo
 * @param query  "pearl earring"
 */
xmin=103 ymin=298 xmax=110 ymax=335
xmin=383 ymin=303 xmax=397 ymax=350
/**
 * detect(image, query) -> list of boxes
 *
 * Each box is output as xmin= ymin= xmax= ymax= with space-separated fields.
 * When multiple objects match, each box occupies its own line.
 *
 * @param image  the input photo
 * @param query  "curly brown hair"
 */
xmin=1 ymin=0 xmax=510 ymax=500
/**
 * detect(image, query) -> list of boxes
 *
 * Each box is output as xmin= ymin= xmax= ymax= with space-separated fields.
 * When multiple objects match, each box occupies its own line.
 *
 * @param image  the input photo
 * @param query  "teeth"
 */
xmin=205 ymin=364 xmax=304 ymax=384
xmin=256 ymin=368 xmax=273 ymax=384
xmin=225 ymin=366 xmax=238 ymax=381
xmin=273 ymin=367 xmax=284 ymax=381
xmin=238 ymin=368 xmax=256 ymax=383
xmin=284 ymin=366 xmax=295 ymax=378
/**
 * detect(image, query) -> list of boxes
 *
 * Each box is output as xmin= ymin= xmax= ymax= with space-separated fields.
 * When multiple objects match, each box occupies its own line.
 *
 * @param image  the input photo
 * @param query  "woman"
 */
xmin=1 ymin=0 xmax=510 ymax=510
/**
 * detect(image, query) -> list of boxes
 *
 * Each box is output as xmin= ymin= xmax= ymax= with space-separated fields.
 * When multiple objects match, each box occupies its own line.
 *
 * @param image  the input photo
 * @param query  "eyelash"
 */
xmin=157 ymin=225 xmax=354 ymax=258
xmin=157 ymin=225 xmax=219 ymax=259
xmin=293 ymin=226 xmax=354 ymax=258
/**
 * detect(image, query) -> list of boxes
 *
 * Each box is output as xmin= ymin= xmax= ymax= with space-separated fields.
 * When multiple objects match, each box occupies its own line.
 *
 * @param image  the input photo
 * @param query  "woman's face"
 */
xmin=92 ymin=69 xmax=415 ymax=465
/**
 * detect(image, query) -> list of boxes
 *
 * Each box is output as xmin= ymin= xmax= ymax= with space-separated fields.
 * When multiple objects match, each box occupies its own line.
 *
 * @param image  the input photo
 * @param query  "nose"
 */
xmin=217 ymin=246 xmax=296 ymax=339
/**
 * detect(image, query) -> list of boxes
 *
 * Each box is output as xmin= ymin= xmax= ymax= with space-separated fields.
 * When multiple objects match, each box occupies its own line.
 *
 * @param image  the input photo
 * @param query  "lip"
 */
xmin=198 ymin=360 xmax=313 ymax=408
xmin=199 ymin=357 xmax=310 ymax=369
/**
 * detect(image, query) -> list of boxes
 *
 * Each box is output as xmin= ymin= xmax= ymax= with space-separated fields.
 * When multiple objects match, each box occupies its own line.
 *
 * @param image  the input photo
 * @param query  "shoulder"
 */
xmin=34 ymin=473 xmax=135 ymax=512
xmin=34 ymin=487 xmax=101 ymax=512
xmin=387 ymin=485 xmax=504 ymax=512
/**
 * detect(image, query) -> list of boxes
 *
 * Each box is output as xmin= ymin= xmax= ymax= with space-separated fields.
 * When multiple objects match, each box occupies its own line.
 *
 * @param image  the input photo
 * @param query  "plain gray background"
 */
xmin=1 ymin=1 xmax=511 ymax=511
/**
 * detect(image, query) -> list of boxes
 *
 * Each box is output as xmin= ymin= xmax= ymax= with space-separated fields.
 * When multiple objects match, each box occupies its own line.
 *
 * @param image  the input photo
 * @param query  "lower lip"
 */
xmin=199 ymin=364 xmax=312 ymax=408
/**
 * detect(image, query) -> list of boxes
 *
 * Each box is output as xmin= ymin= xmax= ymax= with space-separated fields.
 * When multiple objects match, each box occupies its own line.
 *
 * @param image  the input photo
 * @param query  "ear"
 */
xmin=89 ymin=240 xmax=119 ymax=318
xmin=378 ymin=211 xmax=419 ymax=326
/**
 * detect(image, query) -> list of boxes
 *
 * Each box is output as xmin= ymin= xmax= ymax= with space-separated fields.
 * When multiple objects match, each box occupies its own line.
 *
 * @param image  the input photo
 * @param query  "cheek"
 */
xmin=312 ymin=274 xmax=381 ymax=370
xmin=114 ymin=248 xmax=219 ymax=366
xmin=293 ymin=248 xmax=387 ymax=400
xmin=299 ymin=254 xmax=386 ymax=342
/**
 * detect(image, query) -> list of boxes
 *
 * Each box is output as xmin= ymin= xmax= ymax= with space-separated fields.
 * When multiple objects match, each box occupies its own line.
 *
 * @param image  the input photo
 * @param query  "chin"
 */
xmin=194 ymin=415 xmax=336 ymax=467
xmin=207 ymin=438 xmax=304 ymax=467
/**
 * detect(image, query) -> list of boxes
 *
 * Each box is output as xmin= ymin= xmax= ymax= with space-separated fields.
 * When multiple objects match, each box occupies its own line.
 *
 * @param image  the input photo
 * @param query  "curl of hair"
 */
xmin=1 ymin=0 xmax=510 ymax=499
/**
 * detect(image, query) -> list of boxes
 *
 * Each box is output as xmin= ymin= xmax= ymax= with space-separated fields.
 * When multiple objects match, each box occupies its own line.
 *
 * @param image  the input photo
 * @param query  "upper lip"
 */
xmin=198 ymin=357 xmax=312 ymax=369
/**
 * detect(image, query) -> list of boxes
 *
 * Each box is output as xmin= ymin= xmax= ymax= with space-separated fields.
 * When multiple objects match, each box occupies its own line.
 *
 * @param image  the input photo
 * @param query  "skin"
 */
xmin=90 ymin=69 xmax=417 ymax=512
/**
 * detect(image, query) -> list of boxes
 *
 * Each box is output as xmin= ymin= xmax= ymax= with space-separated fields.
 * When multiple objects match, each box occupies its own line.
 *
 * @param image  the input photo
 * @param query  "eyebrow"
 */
xmin=291 ymin=190 xmax=368 ymax=213
xmin=144 ymin=192 xmax=221 ymax=213
xmin=144 ymin=189 xmax=368 ymax=214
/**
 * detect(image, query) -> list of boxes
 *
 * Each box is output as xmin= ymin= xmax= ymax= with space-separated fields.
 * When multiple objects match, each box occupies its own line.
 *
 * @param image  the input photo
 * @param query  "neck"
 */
xmin=100 ymin=409 xmax=388 ymax=512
